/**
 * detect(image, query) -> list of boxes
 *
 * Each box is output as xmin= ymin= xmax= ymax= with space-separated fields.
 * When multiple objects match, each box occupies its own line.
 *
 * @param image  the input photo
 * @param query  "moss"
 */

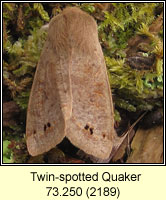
xmin=3 ymin=140 xmax=13 ymax=163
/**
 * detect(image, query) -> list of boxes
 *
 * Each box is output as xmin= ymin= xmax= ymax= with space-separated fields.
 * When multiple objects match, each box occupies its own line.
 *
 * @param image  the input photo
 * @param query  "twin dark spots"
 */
xmin=44 ymin=122 xmax=51 ymax=132
xmin=33 ymin=122 xmax=52 ymax=136
xmin=84 ymin=124 xmax=94 ymax=135
xmin=84 ymin=124 xmax=106 ymax=139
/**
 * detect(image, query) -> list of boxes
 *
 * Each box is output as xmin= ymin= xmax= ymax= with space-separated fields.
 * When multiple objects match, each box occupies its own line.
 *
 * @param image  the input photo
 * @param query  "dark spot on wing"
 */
xmin=84 ymin=124 xmax=89 ymax=130
xmin=47 ymin=122 xmax=51 ymax=127
xmin=89 ymin=128 xmax=93 ymax=135
xmin=44 ymin=124 xmax=47 ymax=132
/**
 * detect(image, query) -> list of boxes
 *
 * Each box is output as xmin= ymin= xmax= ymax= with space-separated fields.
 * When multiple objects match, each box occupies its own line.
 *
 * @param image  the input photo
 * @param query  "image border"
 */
xmin=1 ymin=0 xmax=165 ymax=166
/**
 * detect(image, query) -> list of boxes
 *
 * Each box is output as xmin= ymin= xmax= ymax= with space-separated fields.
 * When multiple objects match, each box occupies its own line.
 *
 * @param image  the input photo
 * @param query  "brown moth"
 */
xmin=26 ymin=7 xmax=116 ymax=159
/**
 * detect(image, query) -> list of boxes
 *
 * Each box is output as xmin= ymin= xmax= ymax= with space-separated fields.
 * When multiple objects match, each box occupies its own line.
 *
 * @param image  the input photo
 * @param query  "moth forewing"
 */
xmin=26 ymin=15 xmax=72 ymax=156
xmin=62 ymin=7 xmax=116 ymax=159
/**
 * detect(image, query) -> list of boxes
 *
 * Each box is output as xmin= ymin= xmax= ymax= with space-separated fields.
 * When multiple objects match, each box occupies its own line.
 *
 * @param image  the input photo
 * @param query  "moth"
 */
xmin=26 ymin=7 xmax=116 ymax=159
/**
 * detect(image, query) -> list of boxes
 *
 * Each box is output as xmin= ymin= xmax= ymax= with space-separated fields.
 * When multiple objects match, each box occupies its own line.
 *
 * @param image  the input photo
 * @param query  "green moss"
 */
xmin=3 ymin=140 xmax=13 ymax=163
xmin=33 ymin=3 xmax=50 ymax=21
